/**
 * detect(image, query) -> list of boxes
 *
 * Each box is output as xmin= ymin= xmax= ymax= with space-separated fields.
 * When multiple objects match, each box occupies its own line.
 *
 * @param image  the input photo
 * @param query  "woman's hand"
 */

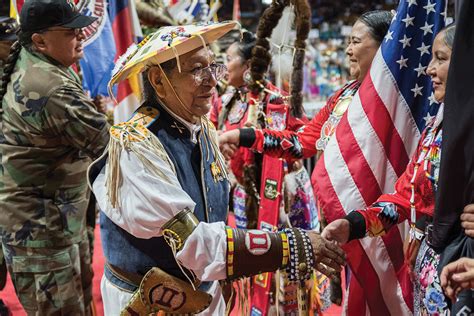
xmin=218 ymin=130 xmax=240 ymax=160
xmin=322 ymin=219 xmax=351 ymax=244
xmin=307 ymin=231 xmax=346 ymax=278
xmin=461 ymin=204 xmax=474 ymax=237
xmin=440 ymin=257 xmax=474 ymax=301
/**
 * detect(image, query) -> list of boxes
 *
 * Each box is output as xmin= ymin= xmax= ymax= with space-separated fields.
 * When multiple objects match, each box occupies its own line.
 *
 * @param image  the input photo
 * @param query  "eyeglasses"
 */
xmin=45 ymin=28 xmax=83 ymax=37
xmin=185 ymin=63 xmax=227 ymax=86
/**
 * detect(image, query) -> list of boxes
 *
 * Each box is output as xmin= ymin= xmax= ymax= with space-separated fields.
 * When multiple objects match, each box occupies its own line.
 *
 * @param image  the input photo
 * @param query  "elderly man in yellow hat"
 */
xmin=89 ymin=22 xmax=346 ymax=315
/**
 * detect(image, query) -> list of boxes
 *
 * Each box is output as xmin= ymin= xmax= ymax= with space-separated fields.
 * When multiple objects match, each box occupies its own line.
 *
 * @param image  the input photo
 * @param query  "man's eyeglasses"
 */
xmin=186 ymin=63 xmax=227 ymax=86
xmin=45 ymin=28 xmax=83 ymax=37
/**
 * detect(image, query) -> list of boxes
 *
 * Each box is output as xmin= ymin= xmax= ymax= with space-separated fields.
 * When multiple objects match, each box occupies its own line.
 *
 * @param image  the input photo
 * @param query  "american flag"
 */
xmin=313 ymin=0 xmax=446 ymax=314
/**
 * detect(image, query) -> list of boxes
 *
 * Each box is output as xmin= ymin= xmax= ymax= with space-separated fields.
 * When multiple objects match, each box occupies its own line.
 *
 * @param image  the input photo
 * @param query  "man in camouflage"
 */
xmin=0 ymin=15 xmax=17 ymax=316
xmin=0 ymin=1 xmax=109 ymax=314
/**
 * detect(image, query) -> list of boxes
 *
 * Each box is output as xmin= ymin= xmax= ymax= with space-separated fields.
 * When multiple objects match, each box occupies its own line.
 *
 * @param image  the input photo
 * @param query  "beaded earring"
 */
xmin=243 ymin=69 xmax=252 ymax=85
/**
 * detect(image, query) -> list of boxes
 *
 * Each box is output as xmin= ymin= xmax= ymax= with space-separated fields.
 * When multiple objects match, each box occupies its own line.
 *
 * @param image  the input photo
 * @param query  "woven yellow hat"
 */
xmin=109 ymin=21 xmax=237 ymax=94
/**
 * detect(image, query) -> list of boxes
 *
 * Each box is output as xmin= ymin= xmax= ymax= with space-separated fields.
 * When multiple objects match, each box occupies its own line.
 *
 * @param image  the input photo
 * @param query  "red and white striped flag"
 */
xmin=313 ymin=0 xmax=446 ymax=314
xmin=109 ymin=0 xmax=143 ymax=123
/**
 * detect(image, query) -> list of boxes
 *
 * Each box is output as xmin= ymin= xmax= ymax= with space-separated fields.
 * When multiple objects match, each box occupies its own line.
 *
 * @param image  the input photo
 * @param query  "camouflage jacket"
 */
xmin=0 ymin=48 xmax=110 ymax=247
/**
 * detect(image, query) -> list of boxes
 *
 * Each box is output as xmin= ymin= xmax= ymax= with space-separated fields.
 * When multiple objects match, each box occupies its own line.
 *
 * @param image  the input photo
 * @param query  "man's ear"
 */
xmin=31 ymin=33 xmax=47 ymax=53
xmin=148 ymin=66 xmax=166 ymax=99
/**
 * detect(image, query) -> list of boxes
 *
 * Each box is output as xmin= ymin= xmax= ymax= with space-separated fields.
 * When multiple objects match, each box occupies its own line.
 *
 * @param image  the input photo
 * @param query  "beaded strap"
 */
xmin=298 ymin=229 xmax=314 ymax=280
xmin=281 ymin=232 xmax=290 ymax=268
xmin=283 ymin=228 xmax=314 ymax=282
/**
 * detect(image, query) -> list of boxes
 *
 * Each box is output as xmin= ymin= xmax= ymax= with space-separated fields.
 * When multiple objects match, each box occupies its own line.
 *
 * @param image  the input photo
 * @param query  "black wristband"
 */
xmin=239 ymin=128 xmax=256 ymax=147
xmin=345 ymin=211 xmax=367 ymax=241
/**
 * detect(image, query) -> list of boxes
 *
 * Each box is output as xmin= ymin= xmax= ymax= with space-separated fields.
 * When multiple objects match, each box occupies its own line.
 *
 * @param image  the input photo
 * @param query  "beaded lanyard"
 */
xmin=409 ymin=123 xmax=442 ymax=241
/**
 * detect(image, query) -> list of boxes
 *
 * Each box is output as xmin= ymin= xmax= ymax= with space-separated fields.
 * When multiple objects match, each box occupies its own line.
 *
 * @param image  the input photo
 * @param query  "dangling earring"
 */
xmin=243 ymin=69 xmax=252 ymax=85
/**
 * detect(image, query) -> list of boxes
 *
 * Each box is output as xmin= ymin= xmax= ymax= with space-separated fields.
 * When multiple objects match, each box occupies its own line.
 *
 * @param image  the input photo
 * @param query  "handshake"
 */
xmin=304 ymin=230 xmax=346 ymax=278
xmin=305 ymin=219 xmax=354 ymax=278
xmin=218 ymin=129 xmax=351 ymax=278
xmin=218 ymin=129 xmax=241 ymax=160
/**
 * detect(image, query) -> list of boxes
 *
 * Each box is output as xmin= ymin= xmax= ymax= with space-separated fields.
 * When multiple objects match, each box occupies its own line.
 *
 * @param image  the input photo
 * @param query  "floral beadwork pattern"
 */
xmin=414 ymin=240 xmax=448 ymax=315
xmin=160 ymin=27 xmax=191 ymax=46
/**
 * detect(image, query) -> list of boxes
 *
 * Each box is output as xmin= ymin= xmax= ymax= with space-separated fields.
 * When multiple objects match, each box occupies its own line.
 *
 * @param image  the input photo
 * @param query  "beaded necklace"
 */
xmin=409 ymin=111 xmax=443 ymax=240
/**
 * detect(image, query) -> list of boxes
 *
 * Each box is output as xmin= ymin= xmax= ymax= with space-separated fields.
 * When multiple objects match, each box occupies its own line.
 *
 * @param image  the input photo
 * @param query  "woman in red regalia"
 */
xmin=214 ymin=31 xmax=308 ymax=230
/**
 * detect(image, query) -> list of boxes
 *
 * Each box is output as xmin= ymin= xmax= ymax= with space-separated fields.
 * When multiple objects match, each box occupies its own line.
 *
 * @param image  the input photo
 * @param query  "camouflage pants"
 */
xmin=1 ymin=237 xmax=93 ymax=316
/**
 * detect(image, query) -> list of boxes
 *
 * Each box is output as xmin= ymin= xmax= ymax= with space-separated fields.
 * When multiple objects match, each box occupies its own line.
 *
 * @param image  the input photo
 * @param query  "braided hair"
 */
xmin=249 ymin=0 xmax=287 ymax=94
xmin=0 ymin=30 xmax=32 ymax=104
xmin=249 ymin=0 xmax=311 ymax=118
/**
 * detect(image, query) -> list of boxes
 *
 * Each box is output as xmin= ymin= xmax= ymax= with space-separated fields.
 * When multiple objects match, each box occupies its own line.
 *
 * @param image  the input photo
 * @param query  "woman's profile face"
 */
xmin=225 ymin=43 xmax=247 ymax=88
xmin=345 ymin=20 xmax=380 ymax=82
xmin=427 ymin=31 xmax=452 ymax=103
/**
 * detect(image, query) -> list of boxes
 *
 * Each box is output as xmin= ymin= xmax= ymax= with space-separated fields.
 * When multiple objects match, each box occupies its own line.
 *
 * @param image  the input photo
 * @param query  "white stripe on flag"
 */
xmin=323 ymin=137 xmax=365 ymax=211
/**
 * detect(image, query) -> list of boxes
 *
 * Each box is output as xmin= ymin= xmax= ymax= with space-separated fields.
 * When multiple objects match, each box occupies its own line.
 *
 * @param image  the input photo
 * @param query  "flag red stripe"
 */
xmin=112 ymin=7 xmax=133 ymax=60
xmin=311 ymin=156 xmax=346 ymax=222
xmin=112 ymin=6 xmax=134 ymax=104
xmin=15 ymin=0 xmax=25 ymax=13
xmin=359 ymin=77 xmax=410 ymax=177
xmin=117 ymin=81 xmax=132 ymax=103
xmin=345 ymin=241 xmax=391 ymax=315
xmin=381 ymin=230 xmax=405 ymax=281
xmin=336 ymin=113 xmax=383 ymax=205
xmin=347 ymin=275 xmax=367 ymax=315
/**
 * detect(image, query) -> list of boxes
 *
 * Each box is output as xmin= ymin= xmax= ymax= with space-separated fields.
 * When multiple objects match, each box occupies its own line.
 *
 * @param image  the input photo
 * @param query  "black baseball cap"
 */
xmin=20 ymin=0 xmax=97 ymax=32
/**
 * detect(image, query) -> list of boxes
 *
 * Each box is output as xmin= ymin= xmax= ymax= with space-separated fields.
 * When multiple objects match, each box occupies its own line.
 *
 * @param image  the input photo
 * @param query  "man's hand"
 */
xmin=322 ymin=219 xmax=351 ymax=244
xmin=461 ymin=204 xmax=474 ymax=237
xmin=440 ymin=257 xmax=474 ymax=301
xmin=218 ymin=130 xmax=240 ymax=160
xmin=93 ymin=95 xmax=108 ymax=114
xmin=307 ymin=231 xmax=346 ymax=278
